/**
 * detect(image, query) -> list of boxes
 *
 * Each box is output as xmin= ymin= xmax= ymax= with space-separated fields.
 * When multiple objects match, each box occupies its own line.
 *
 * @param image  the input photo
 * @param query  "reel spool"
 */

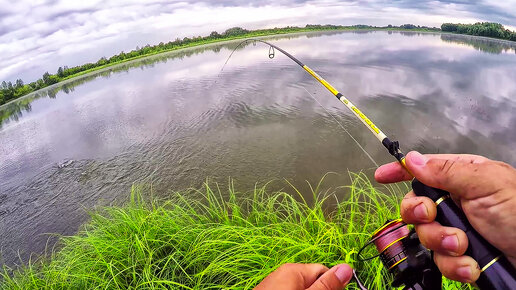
xmin=358 ymin=219 xmax=442 ymax=290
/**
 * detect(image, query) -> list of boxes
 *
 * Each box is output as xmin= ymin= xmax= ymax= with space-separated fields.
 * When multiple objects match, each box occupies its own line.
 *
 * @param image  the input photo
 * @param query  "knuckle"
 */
xmin=474 ymin=155 xmax=488 ymax=163
xmin=416 ymin=224 xmax=442 ymax=249
xmin=435 ymin=159 xmax=457 ymax=185
xmin=312 ymin=263 xmax=329 ymax=274
xmin=494 ymin=160 xmax=512 ymax=169
xmin=278 ymin=263 xmax=294 ymax=271
xmin=404 ymin=190 xmax=416 ymax=199
xmin=415 ymin=225 xmax=430 ymax=245
xmin=401 ymin=196 xmax=422 ymax=209
xmin=434 ymin=254 xmax=479 ymax=283
xmin=440 ymin=160 xmax=454 ymax=175
xmin=400 ymin=199 xmax=412 ymax=218
xmin=493 ymin=160 xmax=516 ymax=180
xmin=459 ymin=154 xmax=487 ymax=164
xmin=318 ymin=278 xmax=334 ymax=290
xmin=319 ymin=264 xmax=330 ymax=272
xmin=433 ymin=254 xmax=452 ymax=275
xmin=433 ymin=255 xmax=448 ymax=277
xmin=433 ymin=253 xmax=440 ymax=266
xmin=456 ymin=231 xmax=469 ymax=253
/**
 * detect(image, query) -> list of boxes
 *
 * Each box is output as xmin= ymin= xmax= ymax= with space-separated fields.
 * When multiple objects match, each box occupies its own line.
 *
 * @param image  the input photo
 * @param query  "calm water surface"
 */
xmin=1 ymin=31 xmax=516 ymax=266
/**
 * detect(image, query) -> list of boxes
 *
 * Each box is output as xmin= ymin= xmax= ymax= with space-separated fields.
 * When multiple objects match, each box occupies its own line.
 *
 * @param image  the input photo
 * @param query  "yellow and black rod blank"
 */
xmin=240 ymin=39 xmax=516 ymax=289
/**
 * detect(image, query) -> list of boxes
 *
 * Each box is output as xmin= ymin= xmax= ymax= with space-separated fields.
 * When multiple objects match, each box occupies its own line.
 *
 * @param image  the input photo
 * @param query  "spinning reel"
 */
xmin=358 ymin=219 xmax=442 ymax=290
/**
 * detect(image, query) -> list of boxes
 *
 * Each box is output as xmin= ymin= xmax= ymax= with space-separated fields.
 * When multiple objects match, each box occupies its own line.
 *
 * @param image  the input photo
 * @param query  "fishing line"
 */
xmin=219 ymin=40 xmax=254 ymax=74
xmin=302 ymin=87 xmax=379 ymax=167
xmin=221 ymin=38 xmax=404 ymax=163
xmin=220 ymin=39 xmax=378 ymax=167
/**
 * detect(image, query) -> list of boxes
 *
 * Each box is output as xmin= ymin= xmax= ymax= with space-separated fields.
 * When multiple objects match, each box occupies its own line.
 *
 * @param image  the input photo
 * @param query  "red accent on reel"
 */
xmin=372 ymin=220 xmax=410 ymax=269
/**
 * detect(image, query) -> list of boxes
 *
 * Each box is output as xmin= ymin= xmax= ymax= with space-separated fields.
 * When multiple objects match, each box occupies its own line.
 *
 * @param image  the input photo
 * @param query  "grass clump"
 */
xmin=1 ymin=173 xmax=470 ymax=289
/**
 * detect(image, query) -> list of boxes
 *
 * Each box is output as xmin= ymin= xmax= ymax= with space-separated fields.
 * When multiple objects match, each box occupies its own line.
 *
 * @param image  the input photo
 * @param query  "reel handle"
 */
xmin=412 ymin=179 xmax=516 ymax=290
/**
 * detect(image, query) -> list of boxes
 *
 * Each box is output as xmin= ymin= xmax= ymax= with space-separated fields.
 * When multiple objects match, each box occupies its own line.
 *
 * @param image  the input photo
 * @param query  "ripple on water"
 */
xmin=2 ymin=31 xmax=516 ymax=267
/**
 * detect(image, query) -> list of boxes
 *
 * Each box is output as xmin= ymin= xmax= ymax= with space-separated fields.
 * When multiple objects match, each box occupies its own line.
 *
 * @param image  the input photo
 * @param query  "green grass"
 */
xmin=0 ymin=173 xmax=470 ymax=289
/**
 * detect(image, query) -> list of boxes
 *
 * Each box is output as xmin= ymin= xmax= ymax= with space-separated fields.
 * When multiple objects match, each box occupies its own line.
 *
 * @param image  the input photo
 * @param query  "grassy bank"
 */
xmin=1 ymin=174 xmax=469 ymax=289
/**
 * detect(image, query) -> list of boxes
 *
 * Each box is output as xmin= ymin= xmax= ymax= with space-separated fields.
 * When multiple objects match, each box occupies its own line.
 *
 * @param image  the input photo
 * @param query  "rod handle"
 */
xmin=412 ymin=179 xmax=516 ymax=290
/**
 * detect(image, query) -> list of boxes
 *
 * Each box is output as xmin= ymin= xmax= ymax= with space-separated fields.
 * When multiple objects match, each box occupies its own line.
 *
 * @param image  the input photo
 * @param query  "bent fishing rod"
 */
xmin=229 ymin=39 xmax=516 ymax=289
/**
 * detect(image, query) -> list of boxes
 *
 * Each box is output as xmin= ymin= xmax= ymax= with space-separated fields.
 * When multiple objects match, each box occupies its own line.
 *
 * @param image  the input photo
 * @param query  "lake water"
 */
xmin=1 ymin=31 xmax=516 ymax=266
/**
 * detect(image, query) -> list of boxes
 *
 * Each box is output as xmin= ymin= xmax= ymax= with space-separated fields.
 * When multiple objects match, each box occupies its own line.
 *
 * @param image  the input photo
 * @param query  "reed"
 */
xmin=0 ymin=173 xmax=470 ymax=289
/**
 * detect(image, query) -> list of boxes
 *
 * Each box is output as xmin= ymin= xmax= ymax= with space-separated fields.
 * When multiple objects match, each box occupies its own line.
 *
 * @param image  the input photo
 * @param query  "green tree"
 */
xmin=96 ymin=57 xmax=108 ymax=66
xmin=442 ymin=22 xmax=515 ymax=42
xmin=223 ymin=27 xmax=248 ymax=37
xmin=36 ymin=79 xmax=45 ymax=88
xmin=441 ymin=23 xmax=458 ymax=32
xmin=209 ymin=31 xmax=221 ymax=39
xmin=29 ymin=82 xmax=38 ymax=89
xmin=15 ymin=79 xmax=24 ymax=88
xmin=400 ymin=24 xmax=417 ymax=29
xmin=42 ymin=72 xmax=51 ymax=84
xmin=48 ymin=75 xmax=59 ymax=85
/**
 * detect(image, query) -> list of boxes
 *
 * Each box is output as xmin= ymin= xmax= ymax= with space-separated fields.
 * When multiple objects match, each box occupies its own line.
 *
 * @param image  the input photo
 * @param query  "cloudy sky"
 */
xmin=1 ymin=0 xmax=515 ymax=83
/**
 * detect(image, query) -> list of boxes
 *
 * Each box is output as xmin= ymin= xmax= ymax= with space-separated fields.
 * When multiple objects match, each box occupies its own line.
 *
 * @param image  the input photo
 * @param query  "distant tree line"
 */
xmin=442 ymin=22 xmax=516 ymax=41
xmin=0 ymin=25 xmax=338 ymax=105
xmin=345 ymin=24 xmax=440 ymax=31
xmin=0 ymin=27 xmax=258 ymax=105
xmin=5 ymin=22 xmax=513 ymax=106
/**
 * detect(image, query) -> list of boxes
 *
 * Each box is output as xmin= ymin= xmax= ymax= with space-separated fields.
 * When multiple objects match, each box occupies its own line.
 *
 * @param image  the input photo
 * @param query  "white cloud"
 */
xmin=0 ymin=0 xmax=514 ymax=82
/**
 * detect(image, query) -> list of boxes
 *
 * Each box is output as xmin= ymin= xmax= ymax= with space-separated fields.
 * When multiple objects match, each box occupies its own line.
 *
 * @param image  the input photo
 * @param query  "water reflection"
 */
xmin=1 ymin=31 xmax=516 ymax=267
xmin=3 ymin=31 xmax=513 ymax=129
xmin=441 ymin=34 xmax=516 ymax=54
xmin=0 ymin=33 xmax=309 ymax=129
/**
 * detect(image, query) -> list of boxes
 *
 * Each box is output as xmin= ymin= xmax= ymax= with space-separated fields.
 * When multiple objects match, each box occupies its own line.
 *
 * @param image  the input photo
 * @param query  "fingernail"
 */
xmin=457 ymin=266 xmax=472 ymax=280
xmin=334 ymin=264 xmax=353 ymax=283
xmin=414 ymin=203 xmax=428 ymax=220
xmin=409 ymin=151 xmax=428 ymax=167
xmin=442 ymin=235 xmax=459 ymax=253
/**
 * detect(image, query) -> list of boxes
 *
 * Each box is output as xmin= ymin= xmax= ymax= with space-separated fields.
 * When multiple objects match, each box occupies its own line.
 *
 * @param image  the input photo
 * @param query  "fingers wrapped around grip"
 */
xmin=433 ymin=253 xmax=481 ymax=283
xmin=415 ymin=222 xmax=469 ymax=257
xmin=401 ymin=192 xmax=468 ymax=256
xmin=400 ymin=191 xmax=478 ymax=283
xmin=400 ymin=191 xmax=437 ymax=224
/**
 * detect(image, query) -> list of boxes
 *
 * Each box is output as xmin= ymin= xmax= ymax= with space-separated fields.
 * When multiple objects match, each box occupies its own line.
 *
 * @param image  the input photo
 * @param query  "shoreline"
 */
xmin=0 ymin=174 xmax=469 ymax=289
xmin=0 ymin=27 xmax=440 ymax=108
xmin=1 ymin=28 xmax=514 ymax=109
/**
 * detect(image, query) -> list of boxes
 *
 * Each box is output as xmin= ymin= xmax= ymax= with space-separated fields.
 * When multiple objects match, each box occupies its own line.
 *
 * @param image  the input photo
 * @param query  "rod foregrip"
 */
xmin=412 ymin=179 xmax=516 ymax=289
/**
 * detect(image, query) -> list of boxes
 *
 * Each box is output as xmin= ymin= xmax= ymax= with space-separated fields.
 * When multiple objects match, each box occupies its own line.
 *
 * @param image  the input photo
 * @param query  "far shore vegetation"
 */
xmin=1 ymin=22 xmax=514 ymax=107
xmin=0 ymin=174 xmax=471 ymax=289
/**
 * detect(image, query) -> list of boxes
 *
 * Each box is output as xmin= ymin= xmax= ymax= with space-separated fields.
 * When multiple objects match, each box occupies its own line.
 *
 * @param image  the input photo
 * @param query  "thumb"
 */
xmin=405 ymin=151 xmax=495 ymax=199
xmin=307 ymin=264 xmax=352 ymax=290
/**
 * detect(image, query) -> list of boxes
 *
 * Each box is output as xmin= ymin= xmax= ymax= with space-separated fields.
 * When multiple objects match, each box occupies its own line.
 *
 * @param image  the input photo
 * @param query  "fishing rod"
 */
xmin=227 ymin=39 xmax=516 ymax=289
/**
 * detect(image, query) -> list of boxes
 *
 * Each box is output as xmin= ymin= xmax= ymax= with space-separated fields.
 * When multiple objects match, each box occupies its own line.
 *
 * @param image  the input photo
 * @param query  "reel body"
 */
xmin=359 ymin=219 xmax=442 ymax=290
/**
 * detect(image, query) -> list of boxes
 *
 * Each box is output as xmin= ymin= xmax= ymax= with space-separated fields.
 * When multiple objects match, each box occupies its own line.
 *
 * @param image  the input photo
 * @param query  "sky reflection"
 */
xmin=1 ymin=0 xmax=516 ymax=82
